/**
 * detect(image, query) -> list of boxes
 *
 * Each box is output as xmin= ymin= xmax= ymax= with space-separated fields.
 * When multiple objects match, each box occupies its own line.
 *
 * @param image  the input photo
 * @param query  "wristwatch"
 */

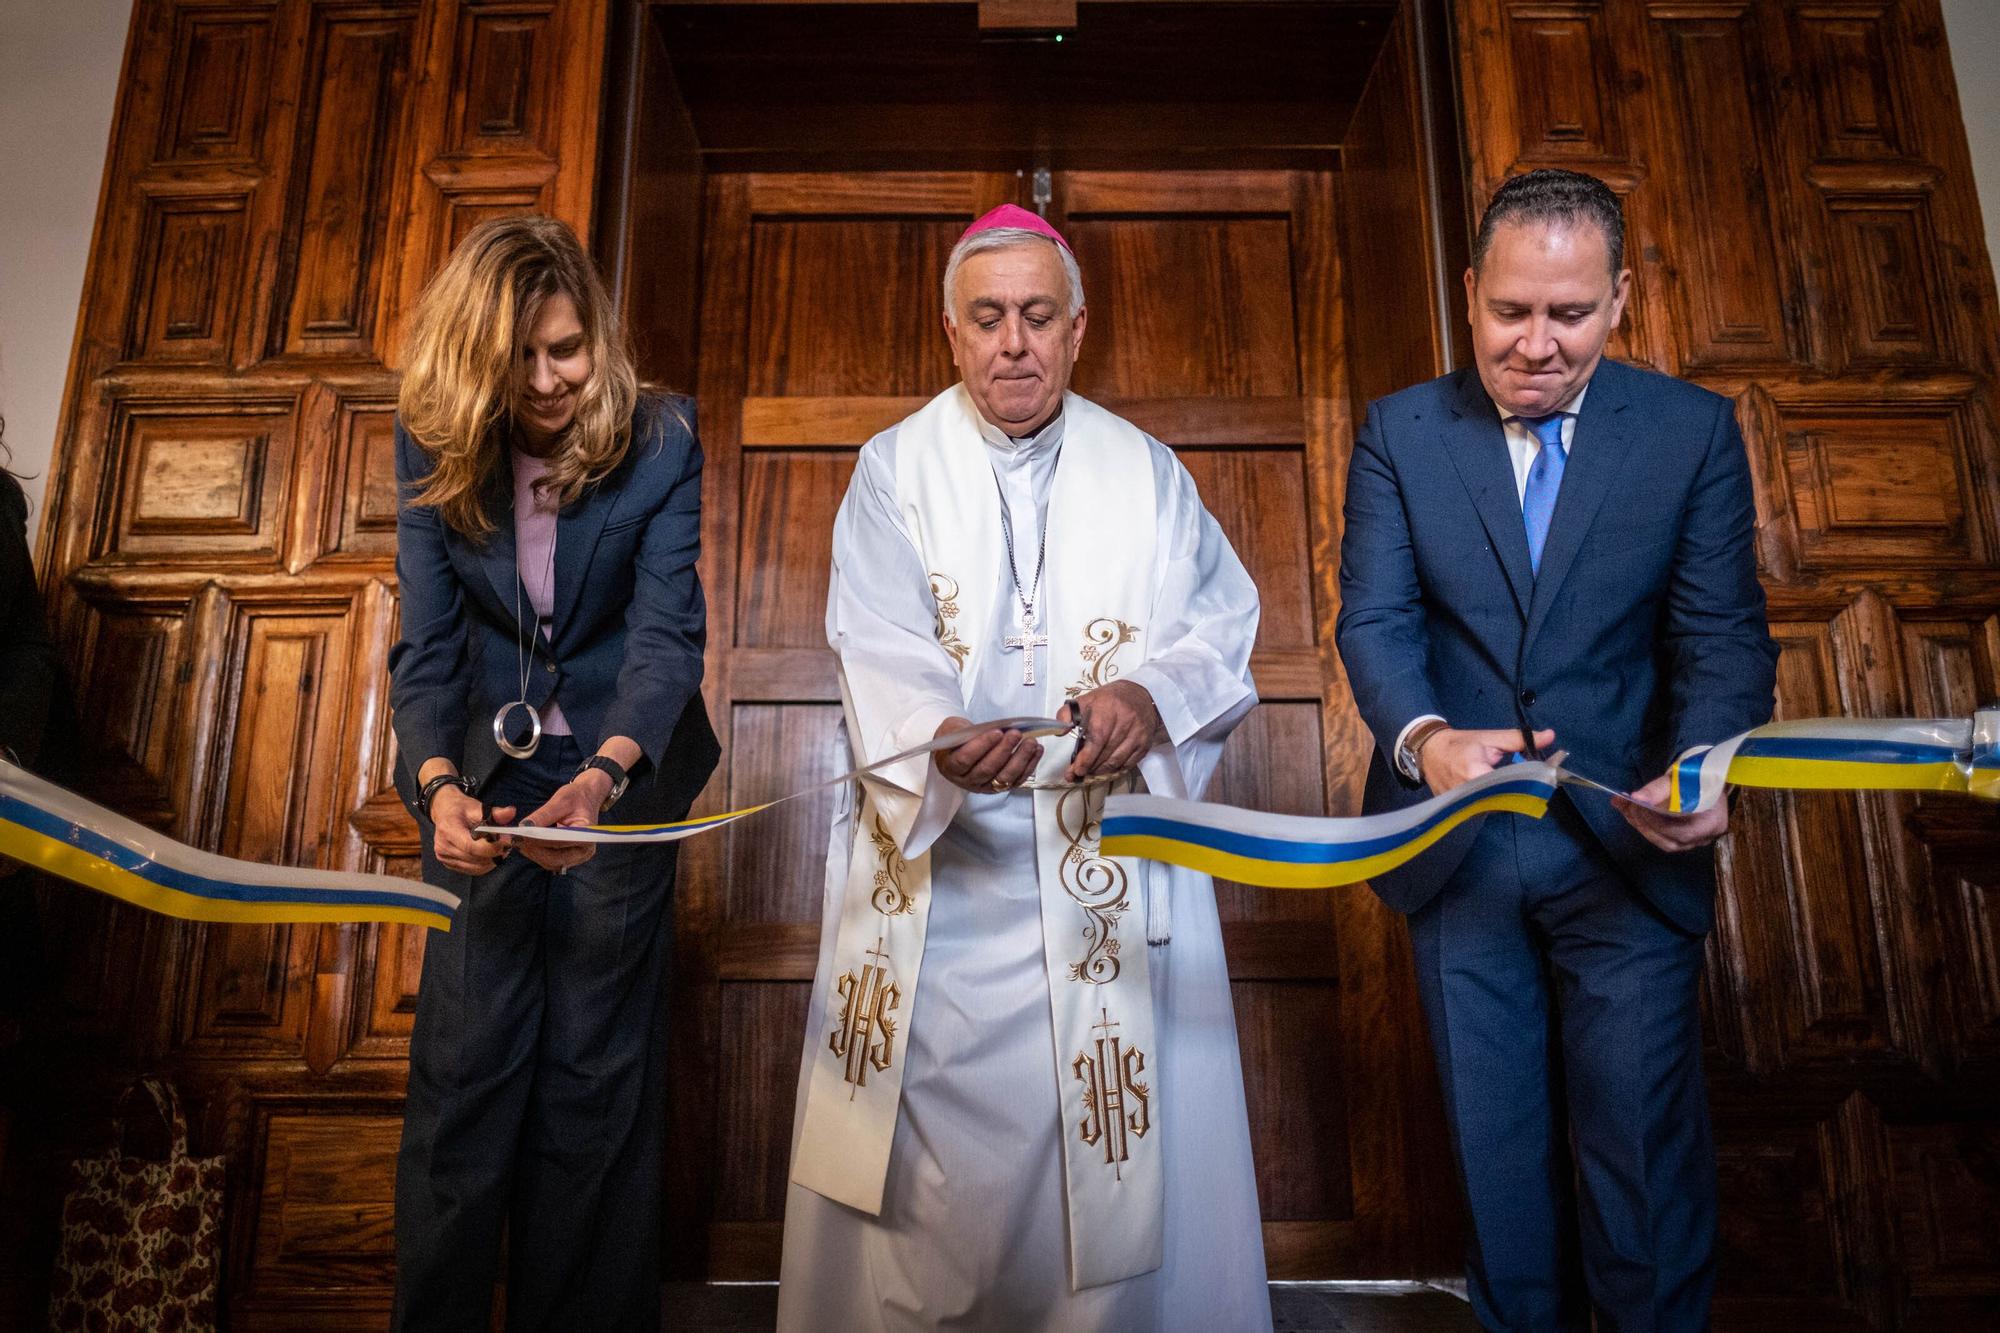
xmin=575 ymin=755 xmax=630 ymax=811
xmin=1397 ymin=718 xmax=1451 ymax=784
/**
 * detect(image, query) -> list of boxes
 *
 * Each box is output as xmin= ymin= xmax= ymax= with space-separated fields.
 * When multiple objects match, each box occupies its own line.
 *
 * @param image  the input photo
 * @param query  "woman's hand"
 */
xmin=933 ymin=716 xmax=1044 ymax=794
xmin=516 ymin=776 xmax=607 ymax=873
xmin=430 ymin=786 xmax=515 ymax=876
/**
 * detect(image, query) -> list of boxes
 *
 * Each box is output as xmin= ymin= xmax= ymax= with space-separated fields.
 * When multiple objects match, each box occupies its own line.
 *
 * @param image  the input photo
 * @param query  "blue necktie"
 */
xmin=1520 ymin=414 xmax=1568 ymax=575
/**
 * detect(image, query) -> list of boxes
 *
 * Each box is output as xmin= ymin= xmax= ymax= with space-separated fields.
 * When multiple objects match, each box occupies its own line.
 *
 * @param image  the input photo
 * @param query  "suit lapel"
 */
xmin=1524 ymin=361 xmax=1637 ymax=644
xmin=1441 ymin=370 xmax=1535 ymax=619
xmin=550 ymin=483 xmax=611 ymax=647
xmin=476 ymin=462 xmax=519 ymax=616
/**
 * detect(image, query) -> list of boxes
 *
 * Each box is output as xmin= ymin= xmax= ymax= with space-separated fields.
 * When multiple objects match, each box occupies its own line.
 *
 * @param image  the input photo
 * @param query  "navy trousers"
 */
xmin=1408 ymin=795 xmax=1715 ymax=1333
xmin=393 ymin=736 xmax=675 ymax=1333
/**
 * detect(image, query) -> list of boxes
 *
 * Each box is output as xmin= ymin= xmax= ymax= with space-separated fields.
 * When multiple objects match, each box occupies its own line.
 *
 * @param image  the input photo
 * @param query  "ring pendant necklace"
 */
xmin=493 ymin=467 xmax=558 ymax=760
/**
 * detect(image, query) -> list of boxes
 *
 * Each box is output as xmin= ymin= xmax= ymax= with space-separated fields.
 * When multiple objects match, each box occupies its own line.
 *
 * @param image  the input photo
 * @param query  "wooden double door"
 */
xmin=661 ymin=165 xmax=1458 ymax=1279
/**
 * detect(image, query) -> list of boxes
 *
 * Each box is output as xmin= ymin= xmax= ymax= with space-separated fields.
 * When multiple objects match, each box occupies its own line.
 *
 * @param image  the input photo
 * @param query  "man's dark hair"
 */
xmin=1471 ymin=169 xmax=1626 ymax=276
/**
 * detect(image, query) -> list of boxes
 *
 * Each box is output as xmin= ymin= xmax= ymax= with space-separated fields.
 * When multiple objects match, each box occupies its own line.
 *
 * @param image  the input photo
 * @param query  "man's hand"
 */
xmin=1615 ymin=772 xmax=1729 ymax=852
xmin=934 ymin=717 xmax=1044 ymax=793
xmin=1419 ymin=727 xmax=1555 ymax=796
xmin=1058 ymin=680 xmax=1165 ymax=782
xmin=517 ymin=776 xmax=609 ymax=874
xmin=430 ymin=786 xmax=515 ymax=877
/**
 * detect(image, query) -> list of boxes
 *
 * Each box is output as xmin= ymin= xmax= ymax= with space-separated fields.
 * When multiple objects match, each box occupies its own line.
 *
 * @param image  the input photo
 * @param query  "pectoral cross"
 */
xmin=1004 ymin=611 xmax=1049 ymax=686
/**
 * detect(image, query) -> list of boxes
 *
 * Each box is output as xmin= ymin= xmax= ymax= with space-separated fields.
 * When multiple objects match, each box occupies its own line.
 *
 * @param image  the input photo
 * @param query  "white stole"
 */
xmin=791 ymin=385 xmax=1165 ymax=1290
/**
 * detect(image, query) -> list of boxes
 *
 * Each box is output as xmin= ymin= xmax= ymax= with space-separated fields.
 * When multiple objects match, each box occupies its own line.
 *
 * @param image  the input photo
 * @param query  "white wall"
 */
xmin=0 ymin=1 xmax=132 ymax=545
xmin=1942 ymin=0 xmax=2000 ymax=305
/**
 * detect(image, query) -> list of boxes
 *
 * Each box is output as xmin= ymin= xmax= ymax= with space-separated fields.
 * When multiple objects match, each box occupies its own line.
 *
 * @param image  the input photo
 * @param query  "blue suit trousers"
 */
xmin=1408 ymin=794 xmax=1716 ymax=1333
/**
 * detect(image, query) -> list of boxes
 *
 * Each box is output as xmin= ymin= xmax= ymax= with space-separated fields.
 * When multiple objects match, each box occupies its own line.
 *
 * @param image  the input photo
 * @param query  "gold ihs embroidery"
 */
xmin=929 ymin=573 xmax=970 ymax=670
xmin=830 ymin=936 xmax=900 ymax=1097
xmin=1066 ymin=618 xmax=1139 ymax=699
xmin=1073 ymin=1007 xmax=1152 ymax=1178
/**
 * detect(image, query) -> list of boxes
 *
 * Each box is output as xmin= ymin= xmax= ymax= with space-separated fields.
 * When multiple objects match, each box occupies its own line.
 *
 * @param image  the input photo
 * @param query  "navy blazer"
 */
xmin=1335 ymin=359 xmax=1778 ymax=932
xmin=389 ymin=395 xmax=719 ymax=825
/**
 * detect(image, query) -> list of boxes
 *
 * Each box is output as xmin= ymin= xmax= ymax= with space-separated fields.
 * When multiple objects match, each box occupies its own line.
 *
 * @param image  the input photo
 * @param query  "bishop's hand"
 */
xmin=933 ymin=717 xmax=1044 ymax=793
xmin=1060 ymin=681 xmax=1165 ymax=782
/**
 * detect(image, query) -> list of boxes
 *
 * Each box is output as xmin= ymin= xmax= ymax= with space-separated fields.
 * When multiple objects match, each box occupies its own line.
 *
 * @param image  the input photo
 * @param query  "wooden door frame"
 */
xmin=587 ymin=0 xmax=1480 ymax=1281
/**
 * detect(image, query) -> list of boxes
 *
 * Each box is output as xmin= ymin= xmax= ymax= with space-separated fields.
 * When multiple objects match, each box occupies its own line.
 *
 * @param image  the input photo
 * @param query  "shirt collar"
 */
xmin=974 ymin=399 xmax=1067 ymax=459
xmin=1495 ymin=380 xmax=1590 ymax=427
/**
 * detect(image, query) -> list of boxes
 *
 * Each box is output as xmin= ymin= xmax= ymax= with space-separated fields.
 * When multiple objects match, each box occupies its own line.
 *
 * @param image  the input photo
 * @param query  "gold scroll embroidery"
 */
xmin=1058 ymin=780 xmax=1132 ymax=984
xmin=929 ymin=573 xmax=970 ymax=670
xmin=830 ymin=936 xmax=900 ymax=1096
xmin=1065 ymin=618 xmax=1139 ymax=699
xmin=869 ymin=815 xmax=915 ymax=916
xmin=1073 ymin=1006 xmax=1152 ymax=1178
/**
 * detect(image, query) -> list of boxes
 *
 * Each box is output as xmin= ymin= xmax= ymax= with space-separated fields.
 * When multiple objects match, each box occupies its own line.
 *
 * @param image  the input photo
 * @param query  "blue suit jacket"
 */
xmin=1335 ymin=359 xmax=1778 ymax=933
xmin=389 ymin=395 xmax=718 ymax=825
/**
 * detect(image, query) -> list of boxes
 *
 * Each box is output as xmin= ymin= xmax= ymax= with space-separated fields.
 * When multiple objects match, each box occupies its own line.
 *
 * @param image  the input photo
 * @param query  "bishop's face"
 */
xmin=944 ymin=242 xmax=1087 ymax=438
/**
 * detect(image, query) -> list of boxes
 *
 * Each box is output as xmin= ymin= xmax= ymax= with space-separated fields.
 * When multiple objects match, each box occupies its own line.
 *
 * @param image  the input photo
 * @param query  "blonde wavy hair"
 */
xmin=398 ymin=214 xmax=638 ymax=538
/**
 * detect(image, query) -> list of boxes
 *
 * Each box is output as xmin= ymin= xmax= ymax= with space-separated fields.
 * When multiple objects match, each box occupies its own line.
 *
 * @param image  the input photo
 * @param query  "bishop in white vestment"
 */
xmin=777 ymin=205 xmax=1271 ymax=1332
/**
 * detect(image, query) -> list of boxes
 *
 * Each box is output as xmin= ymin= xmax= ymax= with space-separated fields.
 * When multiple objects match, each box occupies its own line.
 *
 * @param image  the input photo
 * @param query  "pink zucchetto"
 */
xmin=959 ymin=204 xmax=1071 ymax=252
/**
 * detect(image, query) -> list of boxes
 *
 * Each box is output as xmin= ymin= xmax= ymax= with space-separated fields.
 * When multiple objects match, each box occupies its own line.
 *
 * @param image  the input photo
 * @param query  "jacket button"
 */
xmin=545 ymin=661 xmax=558 ymax=675
xmin=1519 ymin=688 xmax=1536 ymax=707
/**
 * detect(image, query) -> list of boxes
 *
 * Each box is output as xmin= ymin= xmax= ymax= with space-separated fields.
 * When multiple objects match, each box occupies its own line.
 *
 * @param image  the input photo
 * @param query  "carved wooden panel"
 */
xmin=155 ymin=7 xmax=275 ymax=165
xmin=244 ymin=1107 xmax=402 ymax=1300
xmin=1793 ymin=4 xmax=1912 ymax=163
xmin=101 ymin=397 xmax=295 ymax=561
xmin=270 ymin=7 xmax=416 ymax=358
xmin=734 ymin=451 xmax=856 ymax=649
xmin=320 ymin=394 xmax=402 ymax=559
xmin=448 ymin=3 xmax=556 ymax=158
xmin=1066 ymin=214 xmax=1301 ymax=398
xmin=1499 ymin=0 xmax=1628 ymax=163
xmin=1777 ymin=399 xmax=1983 ymax=568
xmin=745 ymin=218 xmax=963 ymax=398
xmin=721 ymin=704 xmax=845 ymax=925
xmin=1824 ymin=194 xmax=1948 ymax=367
xmin=179 ymin=604 xmax=356 ymax=1057
xmin=1646 ymin=8 xmax=1799 ymax=368
xmin=1177 ymin=449 xmax=1316 ymax=654
xmin=125 ymin=194 xmax=251 ymax=363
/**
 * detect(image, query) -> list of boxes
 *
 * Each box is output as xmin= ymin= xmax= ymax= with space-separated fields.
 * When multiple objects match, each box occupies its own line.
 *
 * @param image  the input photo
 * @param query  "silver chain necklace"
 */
xmin=998 ymin=503 xmax=1048 ymax=629
xmin=493 ymin=460 xmax=558 ymax=759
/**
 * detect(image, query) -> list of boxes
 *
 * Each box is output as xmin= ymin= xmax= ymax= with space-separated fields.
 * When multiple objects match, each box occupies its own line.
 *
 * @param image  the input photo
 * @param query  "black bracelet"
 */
xmin=419 ymin=773 xmax=476 ymax=823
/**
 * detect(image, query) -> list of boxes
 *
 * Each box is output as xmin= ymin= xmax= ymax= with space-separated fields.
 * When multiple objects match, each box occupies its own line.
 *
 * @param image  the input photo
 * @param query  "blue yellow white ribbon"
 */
xmin=0 ymin=756 xmax=460 ymax=931
xmin=12 ymin=712 xmax=1993 ymax=926
xmin=1668 ymin=711 xmax=2000 ymax=812
xmin=1102 ymin=760 xmax=1564 ymax=889
xmin=1103 ymin=712 xmax=1999 ymax=889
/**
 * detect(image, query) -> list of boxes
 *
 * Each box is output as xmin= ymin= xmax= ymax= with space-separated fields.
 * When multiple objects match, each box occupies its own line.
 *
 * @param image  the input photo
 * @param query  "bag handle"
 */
xmin=118 ymin=1076 xmax=190 ymax=1162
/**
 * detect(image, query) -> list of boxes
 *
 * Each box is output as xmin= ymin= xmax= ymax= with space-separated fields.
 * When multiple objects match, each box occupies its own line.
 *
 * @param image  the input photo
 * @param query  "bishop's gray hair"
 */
xmin=941 ymin=228 xmax=1086 ymax=323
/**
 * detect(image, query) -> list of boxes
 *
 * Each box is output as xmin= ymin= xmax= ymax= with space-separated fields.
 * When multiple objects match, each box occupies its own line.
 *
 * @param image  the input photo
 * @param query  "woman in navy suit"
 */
xmin=387 ymin=215 xmax=717 ymax=1332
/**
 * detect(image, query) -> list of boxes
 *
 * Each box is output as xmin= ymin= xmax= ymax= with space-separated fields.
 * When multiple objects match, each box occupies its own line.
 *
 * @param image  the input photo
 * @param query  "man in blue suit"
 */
xmin=1336 ymin=169 xmax=1778 ymax=1330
